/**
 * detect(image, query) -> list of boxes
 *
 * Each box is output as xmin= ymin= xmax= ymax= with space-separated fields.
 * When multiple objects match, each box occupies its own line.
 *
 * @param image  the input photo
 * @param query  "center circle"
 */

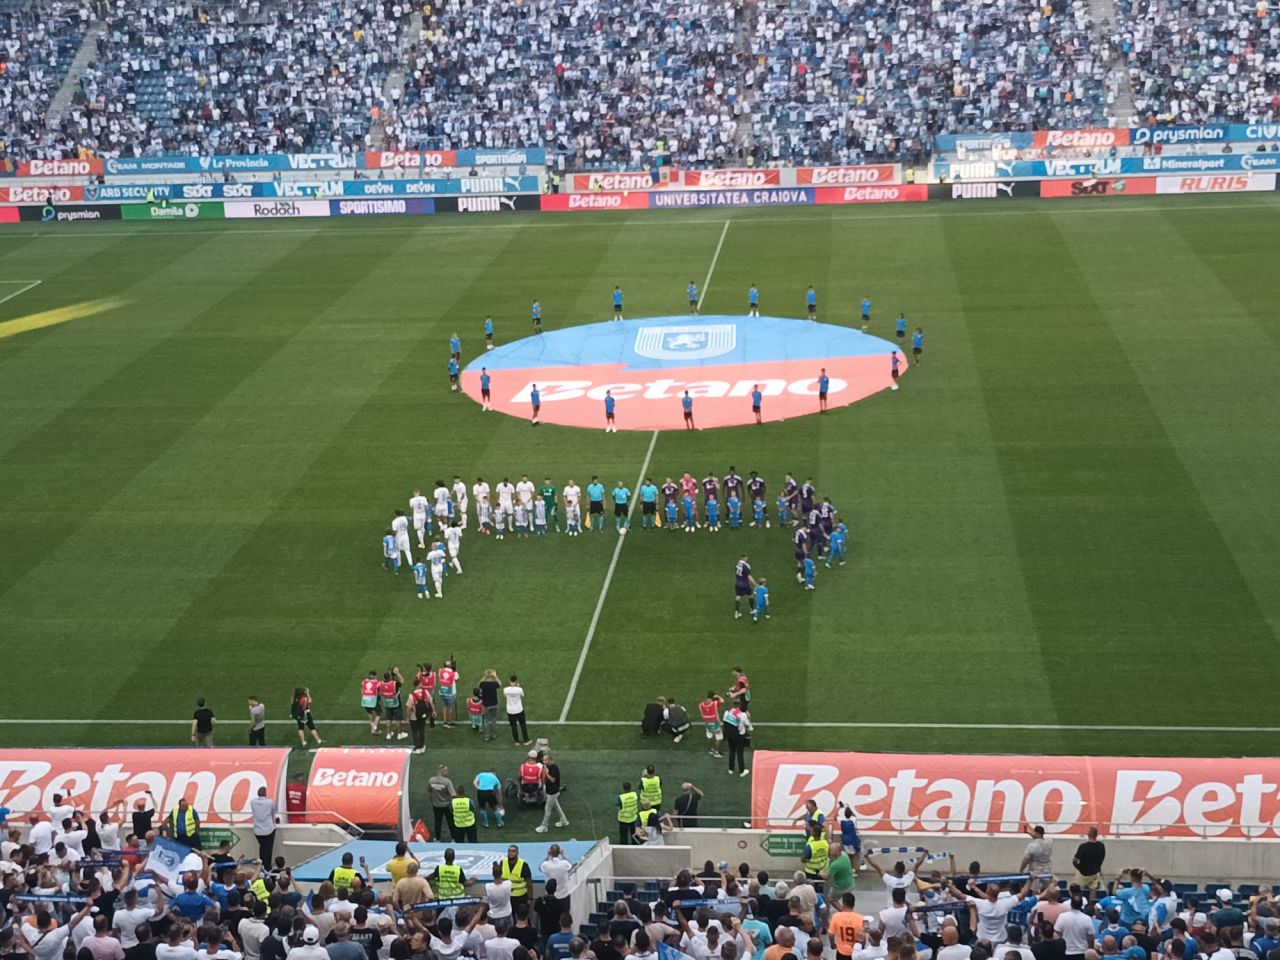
xmin=461 ymin=315 xmax=905 ymax=430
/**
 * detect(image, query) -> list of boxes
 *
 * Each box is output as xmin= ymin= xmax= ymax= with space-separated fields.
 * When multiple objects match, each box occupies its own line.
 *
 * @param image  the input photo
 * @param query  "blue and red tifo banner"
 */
xmin=461 ymin=316 xmax=906 ymax=430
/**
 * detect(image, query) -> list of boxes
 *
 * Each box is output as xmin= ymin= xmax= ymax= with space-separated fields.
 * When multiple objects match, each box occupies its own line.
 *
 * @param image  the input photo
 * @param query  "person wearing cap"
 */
xmin=1210 ymin=890 xmax=1245 ymax=930
xmin=290 ymin=927 xmax=329 ymax=960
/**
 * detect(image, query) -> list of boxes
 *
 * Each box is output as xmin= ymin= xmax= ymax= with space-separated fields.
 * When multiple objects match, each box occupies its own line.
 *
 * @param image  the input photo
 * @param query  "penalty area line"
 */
xmin=0 ymin=279 xmax=41 ymax=308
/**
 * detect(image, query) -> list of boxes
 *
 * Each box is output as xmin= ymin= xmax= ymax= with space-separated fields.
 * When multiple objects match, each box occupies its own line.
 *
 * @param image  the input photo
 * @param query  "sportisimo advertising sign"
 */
xmin=329 ymin=198 xmax=435 ymax=216
xmin=461 ymin=315 xmax=905 ymax=430
xmin=752 ymin=751 xmax=1280 ymax=838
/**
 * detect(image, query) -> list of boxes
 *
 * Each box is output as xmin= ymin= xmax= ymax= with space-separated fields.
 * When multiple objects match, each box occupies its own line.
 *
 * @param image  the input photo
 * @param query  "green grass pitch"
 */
xmin=2 ymin=195 xmax=1279 ymax=832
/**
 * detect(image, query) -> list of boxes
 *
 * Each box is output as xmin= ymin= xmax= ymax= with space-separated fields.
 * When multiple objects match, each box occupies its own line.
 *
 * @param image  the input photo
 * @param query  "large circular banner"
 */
xmin=461 ymin=315 xmax=905 ymax=430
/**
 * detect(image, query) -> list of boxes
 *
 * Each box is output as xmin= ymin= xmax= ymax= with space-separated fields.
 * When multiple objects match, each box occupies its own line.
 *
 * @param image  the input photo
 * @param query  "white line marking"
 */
xmin=557 ymin=220 xmax=728 ymax=723
xmin=697 ymin=220 xmax=730 ymax=309
xmin=557 ymin=427 xmax=658 ymax=722
xmin=1 ymin=718 xmax=1278 ymax=733
xmin=1 ymin=197 xmax=1272 ymax=239
xmin=0 ymin=279 xmax=41 ymax=307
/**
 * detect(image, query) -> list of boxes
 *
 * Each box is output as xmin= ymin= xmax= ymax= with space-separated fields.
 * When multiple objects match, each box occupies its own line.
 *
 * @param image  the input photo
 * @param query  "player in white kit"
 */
xmin=409 ymin=489 xmax=431 ymax=549
xmin=496 ymin=478 xmax=516 ymax=533
xmin=443 ymin=524 xmax=463 ymax=573
xmin=452 ymin=477 xmax=469 ymax=529
xmin=516 ymin=475 xmax=536 ymax=515
xmin=426 ymin=543 xmax=446 ymax=597
xmin=432 ymin=480 xmax=451 ymax=526
xmin=563 ymin=480 xmax=582 ymax=537
xmin=391 ymin=510 xmax=414 ymax=567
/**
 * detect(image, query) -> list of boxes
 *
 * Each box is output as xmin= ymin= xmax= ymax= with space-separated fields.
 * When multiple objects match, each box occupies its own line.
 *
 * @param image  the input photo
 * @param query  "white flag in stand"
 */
xmin=143 ymin=837 xmax=189 ymax=883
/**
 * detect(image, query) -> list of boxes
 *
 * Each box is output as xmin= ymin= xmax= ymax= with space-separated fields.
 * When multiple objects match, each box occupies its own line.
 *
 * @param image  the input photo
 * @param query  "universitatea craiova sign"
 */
xmin=752 ymin=751 xmax=1280 ymax=838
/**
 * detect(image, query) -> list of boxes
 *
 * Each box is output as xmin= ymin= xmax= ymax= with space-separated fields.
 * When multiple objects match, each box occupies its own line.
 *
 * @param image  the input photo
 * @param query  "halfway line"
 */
xmin=557 ymin=428 xmax=658 ymax=721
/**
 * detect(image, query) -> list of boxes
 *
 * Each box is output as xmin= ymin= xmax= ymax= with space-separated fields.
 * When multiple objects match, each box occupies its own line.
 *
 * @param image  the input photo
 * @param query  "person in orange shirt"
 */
xmin=828 ymin=893 xmax=865 ymax=960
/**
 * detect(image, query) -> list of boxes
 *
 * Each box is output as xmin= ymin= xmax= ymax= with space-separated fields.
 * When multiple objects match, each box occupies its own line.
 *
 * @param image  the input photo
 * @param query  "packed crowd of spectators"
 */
xmin=36 ymin=0 xmax=408 ymax=160
xmin=0 ymin=0 xmax=88 ymax=160
xmin=385 ymin=0 xmax=748 ymax=169
xmin=745 ymin=0 xmax=1111 ymax=168
xmin=2 ymin=0 xmax=1277 ymax=166
xmin=1114 ymin=0 xmax=1280 ymax=124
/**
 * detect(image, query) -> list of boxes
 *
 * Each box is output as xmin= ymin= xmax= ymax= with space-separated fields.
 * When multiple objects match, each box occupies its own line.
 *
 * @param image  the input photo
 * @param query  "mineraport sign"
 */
xmin=752 ymin=751 xmax=1280 ymax=838
xmin=0 ymin=749 xmax=288 ymax=823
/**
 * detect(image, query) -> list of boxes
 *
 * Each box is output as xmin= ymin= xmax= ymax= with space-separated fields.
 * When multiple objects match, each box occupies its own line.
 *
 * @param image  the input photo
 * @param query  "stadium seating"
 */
xmin=1115 ymin=0 xmax=1280 ymax=124
xmin=2 ymin=0 xmax=1276 ymax=165
xmin=0 ymin=0 xmax=86 ymax=159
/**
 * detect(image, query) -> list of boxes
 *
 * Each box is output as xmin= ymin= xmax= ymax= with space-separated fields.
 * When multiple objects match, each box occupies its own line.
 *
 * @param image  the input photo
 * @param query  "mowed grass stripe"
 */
xmin=1056 ymin=208 xmax=1280 ymax=645
xmin=0 ymin=229 xmax=416 ymax=720
xmin=945 ymin=211 xmax=1276 ymax=724
xmin=0 ymin=232 xmax=320 ymax=595
xmin=0 ymin=231 xmax=232 ymax=453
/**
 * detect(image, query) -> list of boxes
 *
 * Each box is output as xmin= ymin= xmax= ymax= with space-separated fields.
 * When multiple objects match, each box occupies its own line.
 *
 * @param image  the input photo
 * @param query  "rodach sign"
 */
xmin=751 ymin=751 xmax=1280 ymax=838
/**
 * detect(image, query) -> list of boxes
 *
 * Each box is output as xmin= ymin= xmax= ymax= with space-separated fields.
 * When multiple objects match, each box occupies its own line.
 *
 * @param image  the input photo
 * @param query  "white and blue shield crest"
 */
xmin=633 ymin=324 xmax=735 ymax=361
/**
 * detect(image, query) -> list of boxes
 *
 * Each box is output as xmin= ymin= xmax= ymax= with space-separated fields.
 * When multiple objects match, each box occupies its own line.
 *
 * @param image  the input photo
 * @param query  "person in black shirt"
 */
xmin=533 ymin=882 xmax=563 ymax=940
xmin=1071 ymin=828 xmax=1106 ymax=894
xmin=510 ymin=905 xmax=538 ymax=951
xmin=1031 ymin=921 xmax=1067 ymax=960
xmin=124 ymin=924 xmax=158 ymax=960
xmin=191 ymin=699 xmax=216 ymax=747
xmin=132 ymin=791 xmax=157 ymax=839
xmin=260 ymin=919 xmax=291 ymax=960
xmin=478 ymin=672 xmax=501 ymax=742
xmin=589 ymin=921 xmax=619 ymax=960
xmin=673 ymin=784 xmax=703 ymax=827
xmin=608 ymin=902 xmax=641 ymax=941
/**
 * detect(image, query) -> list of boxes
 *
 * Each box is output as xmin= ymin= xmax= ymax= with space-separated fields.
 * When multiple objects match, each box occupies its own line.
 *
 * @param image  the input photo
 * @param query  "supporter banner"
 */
xmin=1039 ymin=177 xmax=1157 ymax=197
xmin=934 ymin=132 xmax=1035 ymax=153
xmin=682 ymin=169 xmax=780 ymax=189
xmin=363 ymin=148 xmax=545 ymax=169
xmin=571 ymin=171 xmax=662 ymax=192
xmin=436 ymin=194 xmax=540 ymax=213
xmin=541 ymin=192 xmax=650 ymax=211
xmin=0 ymin=184 xmax=85 ymax=203
xmin=927 ymin=181 xmax=1039 ymax=200
xmin=813 ymin=184 xmax=927 ymax=204
xmin=329 ymin=198 xmax=435 ymax=217
xmin=648 ymin=187 xmax=813 ymax=209
xmin=795 ymin=164 xmax=899 ymax=186
xmin=305 ymin=748 xmax=410 ymax=832
xmin=751 ymin=751 xmax=1280 ymax=838
xmin=0 ymin=749 xmax=289 ymax=824
xmin=120 ymin=202 xmax=225 ymax=220
xmin=17 ymin=204 xmax=121 ymax=222
xmin=16 ymin=158 xmax=105 ymax=177
xmin=1156 ymin=174 xmax=1277 ymax=194
xmin=224 ymin=200 xmax=330 ymax=219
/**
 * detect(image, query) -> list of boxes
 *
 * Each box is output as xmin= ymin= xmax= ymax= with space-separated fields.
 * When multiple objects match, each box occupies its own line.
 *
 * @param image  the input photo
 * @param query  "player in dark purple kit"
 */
xmin=723 ymin=466 xmax=743 ymax=502
xmin=661 ymin=476 xmax=679 ymax=530
xmin=733 ymin=554 xmax=757 ymax=621
xmin=818 ymin=497 xmax=837 ymax=538
xmin=793 ymin=525 xmax=810 ymax=582
xmin=747 ymin=472 xmax=767 ymax=527
xmin=783 ymin=473 xmax=800 ymax=527
xmin=701 ymin=472 xmax=720 ymax=512
xmin=800 ymin=477 xmax=816 ymax=516
xmin=807 ymin=505 xmax=828 ymax=559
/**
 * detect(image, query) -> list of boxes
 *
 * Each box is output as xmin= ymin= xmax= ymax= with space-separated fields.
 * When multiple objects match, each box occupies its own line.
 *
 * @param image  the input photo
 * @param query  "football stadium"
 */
xmin=3 ymin=0 xmax=1280 ymax=956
